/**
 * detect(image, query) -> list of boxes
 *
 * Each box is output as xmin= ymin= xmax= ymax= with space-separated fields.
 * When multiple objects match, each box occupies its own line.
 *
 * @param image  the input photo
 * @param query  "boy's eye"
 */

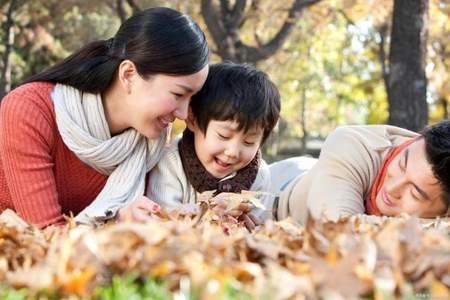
xmin=217 ymin=133 xmax=230 ymax=140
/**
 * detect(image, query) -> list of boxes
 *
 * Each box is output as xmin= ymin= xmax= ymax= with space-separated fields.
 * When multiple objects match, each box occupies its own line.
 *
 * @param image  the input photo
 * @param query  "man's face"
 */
xmin=376 ymin=138 xmax=447 ymax=218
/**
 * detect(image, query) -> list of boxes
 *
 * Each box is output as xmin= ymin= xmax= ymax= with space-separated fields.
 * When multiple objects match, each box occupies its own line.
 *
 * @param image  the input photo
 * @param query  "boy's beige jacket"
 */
xmin=277 ymin=125 xmax=418 ymax=224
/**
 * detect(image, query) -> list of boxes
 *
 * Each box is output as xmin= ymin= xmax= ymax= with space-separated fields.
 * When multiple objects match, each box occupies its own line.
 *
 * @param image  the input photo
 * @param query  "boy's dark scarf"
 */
xmin=178 ymin=130 xmax=260 ymax=194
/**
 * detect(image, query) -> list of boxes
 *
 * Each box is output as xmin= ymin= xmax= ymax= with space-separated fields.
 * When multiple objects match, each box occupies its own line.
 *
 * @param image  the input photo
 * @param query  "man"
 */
xmin=272 ymin=122 xmax=450 ymax=224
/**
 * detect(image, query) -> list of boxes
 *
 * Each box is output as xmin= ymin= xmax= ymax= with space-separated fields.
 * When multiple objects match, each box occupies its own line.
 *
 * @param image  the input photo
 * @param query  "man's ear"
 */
xmin=185 ymin=107 xmax=197 ymax=131
xmin=118 ymin=60 xmax=138 ymax=94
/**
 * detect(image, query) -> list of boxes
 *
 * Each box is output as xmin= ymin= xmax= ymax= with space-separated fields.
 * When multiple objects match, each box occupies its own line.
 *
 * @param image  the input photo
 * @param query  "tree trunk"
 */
xmin=387 ymin=0 xmax=428 ymax=131
xmin=441 ymin=96 xmax=448 ymax=119
xmin=0 ymin=0 xmax=18 ymax=100
xmin=300 ymin=83 xmax=308 ymax=155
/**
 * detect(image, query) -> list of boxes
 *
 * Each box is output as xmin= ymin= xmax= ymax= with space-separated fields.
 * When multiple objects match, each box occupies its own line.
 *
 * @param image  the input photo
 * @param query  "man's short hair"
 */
xmin=422 ymin=120 xmax=450 ymax=215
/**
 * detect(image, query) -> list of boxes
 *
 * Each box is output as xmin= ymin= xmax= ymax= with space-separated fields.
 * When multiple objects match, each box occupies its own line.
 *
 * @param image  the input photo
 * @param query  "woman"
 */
xmin=0 ymin=7 xmax=209 ymax=227
xmin=272 ymin=123 xmax=450 ymax=224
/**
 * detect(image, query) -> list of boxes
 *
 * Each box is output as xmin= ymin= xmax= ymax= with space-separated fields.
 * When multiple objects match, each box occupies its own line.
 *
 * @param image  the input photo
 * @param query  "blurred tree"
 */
xmin=0 ymin=0 xmax=25 ymax=98
xmin=428 ymin=0 xmax=450 ymax=121
xmin=200 ymin=0 xmax=321 ymax=64
xmin=387 ymin=0 xmax=429 ymax=131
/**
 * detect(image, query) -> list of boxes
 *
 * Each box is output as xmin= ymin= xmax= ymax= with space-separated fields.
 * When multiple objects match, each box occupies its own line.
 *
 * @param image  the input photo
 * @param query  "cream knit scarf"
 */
xmin=52 ymin=84 xmax=168 ymax=225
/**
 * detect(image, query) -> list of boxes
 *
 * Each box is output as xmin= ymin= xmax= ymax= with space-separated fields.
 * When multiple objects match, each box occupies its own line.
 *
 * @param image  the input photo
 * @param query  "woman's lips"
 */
xmin=157 ymin=117 xmax=171 ymax=130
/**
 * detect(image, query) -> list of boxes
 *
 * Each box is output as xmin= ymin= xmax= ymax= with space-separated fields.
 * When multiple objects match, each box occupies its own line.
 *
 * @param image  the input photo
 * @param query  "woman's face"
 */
xmin=127 ymin=64 xmax=209 ymax=139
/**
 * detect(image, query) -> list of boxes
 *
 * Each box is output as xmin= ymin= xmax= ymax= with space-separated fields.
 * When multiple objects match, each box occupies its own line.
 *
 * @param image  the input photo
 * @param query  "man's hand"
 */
xmin=117 ymin=196 xmax=161 ymax=222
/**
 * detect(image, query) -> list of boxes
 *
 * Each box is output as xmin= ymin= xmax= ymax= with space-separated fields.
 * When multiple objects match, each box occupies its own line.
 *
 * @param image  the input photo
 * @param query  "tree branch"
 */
xmin=246 ymin=0 xmax=322 ymax=63
xmin=116 ymin=0 xmax=127 ymax=22
xmin=230 ymin=0 xmax=247 ymax=28
xmin=126 ymin=0 xmax=140 ymax=13
xmin=201 ymin=0 xmax=228 ymax=49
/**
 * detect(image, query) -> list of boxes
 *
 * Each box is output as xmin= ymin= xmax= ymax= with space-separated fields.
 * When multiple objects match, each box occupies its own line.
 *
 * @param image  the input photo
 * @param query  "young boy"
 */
xmin=147 ymin=62 xmax=280 ymax=226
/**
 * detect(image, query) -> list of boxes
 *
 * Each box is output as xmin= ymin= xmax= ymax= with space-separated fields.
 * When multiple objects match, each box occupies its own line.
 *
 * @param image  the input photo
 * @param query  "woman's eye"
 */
xmin=172 ymin=92 xmax=183 ymax=99
xmin=244 ymin=141 xmax=256 ymax=146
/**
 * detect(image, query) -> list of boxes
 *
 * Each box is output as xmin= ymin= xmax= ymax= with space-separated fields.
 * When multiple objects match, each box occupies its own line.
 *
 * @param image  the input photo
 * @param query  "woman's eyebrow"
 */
xmin=175 ymin=83 xmax=193 ymax=93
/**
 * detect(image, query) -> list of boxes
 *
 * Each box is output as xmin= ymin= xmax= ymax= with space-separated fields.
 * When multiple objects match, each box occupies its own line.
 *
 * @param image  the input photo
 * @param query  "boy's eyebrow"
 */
xmin=175 ymin=84 xmax=194 ymax=93
xmin=245 ymin=131 xmax=263 ymax=137
xmin=216 ymin=123 xmax=237 ymax=130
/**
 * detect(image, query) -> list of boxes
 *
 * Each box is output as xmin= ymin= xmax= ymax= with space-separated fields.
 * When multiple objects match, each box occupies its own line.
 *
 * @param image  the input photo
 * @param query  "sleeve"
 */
xmin=0 ymin=91 xmax=64 ymax=227
xmin=146 ymin=145 xmax=187 ymax=210
xmin=292 ymin=126 xmax=376 ymax=221
xmin=249 ymin=158 xmax=273 ymax=221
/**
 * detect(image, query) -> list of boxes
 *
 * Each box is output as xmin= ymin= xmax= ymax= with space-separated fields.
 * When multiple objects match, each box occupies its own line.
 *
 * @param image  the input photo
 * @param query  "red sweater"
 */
xmin=0 ymin=82 xmax=108 ymax=227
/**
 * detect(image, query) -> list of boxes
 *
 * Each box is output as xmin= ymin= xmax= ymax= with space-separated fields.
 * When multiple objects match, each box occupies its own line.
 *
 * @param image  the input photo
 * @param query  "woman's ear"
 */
xmin=185 ymin=107 xmax=197 ymax=131
xmin=118 ymin=60 xmax=137 ymax=94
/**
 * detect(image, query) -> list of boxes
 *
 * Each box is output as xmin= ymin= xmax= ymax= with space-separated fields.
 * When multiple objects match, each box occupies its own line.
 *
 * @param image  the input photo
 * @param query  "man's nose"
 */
xmin=385 ymin=176 xmax=406 ymax=199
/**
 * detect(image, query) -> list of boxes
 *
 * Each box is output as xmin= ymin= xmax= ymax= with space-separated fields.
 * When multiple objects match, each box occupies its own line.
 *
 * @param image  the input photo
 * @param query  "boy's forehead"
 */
xmin=210 ymin=120 xmax=263 ymax=134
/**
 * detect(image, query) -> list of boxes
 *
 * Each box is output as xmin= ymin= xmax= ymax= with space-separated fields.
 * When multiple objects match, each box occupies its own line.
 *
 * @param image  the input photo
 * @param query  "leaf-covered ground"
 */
xmin=0 ymin=193 xmax=449 ymax=299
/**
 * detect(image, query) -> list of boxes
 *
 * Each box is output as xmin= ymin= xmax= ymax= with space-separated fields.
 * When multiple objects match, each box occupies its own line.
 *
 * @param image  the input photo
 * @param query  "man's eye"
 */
xmin=411 ymin=189 xmax=425 ymax=202
xmin=399 ymin=158 xmax=406 ymax=171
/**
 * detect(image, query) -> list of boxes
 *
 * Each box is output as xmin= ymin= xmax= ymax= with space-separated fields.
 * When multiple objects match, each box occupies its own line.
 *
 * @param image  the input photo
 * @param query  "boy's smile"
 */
xmin=189 ymin=120 xmax=263 ymax=179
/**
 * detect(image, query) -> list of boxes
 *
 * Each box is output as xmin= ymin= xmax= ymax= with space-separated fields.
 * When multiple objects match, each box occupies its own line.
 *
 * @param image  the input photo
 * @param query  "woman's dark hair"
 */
xmin=24 ymin=7 xmax=209 ymax=93
xmin=190 ymin=62 xmax=280 ymax=144
xmin=421 ymin=120 xmax=450 ymax=214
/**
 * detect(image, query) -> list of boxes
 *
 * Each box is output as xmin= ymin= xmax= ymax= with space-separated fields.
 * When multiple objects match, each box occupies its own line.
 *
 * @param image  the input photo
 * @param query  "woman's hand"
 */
xmin=117 ymin=196 xmax=161 ymax=222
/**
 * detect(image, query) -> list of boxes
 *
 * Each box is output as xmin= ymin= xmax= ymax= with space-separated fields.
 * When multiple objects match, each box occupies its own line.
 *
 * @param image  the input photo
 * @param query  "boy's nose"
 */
xmin=224 ymin=144 xmax=239 ymax=159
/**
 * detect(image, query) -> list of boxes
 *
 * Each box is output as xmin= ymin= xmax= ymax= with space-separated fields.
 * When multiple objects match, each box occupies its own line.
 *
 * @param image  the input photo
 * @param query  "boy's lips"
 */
xmin=214 ymin=157 xmax=233 ymax=170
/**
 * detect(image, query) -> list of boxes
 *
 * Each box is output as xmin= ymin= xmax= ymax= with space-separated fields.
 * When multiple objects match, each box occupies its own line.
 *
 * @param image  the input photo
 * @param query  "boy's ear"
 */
xmin=185 ymin=107 xmax=197 ymax=131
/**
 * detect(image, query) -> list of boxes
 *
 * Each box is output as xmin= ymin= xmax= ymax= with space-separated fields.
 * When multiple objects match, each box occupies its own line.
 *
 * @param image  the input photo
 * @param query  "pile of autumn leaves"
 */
xmin=0 ymin=193 xmax=449 ymax=299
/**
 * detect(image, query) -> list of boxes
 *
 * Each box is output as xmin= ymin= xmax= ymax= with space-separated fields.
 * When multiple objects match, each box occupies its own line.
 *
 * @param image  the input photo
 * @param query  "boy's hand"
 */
xmin=117 ymin=196 xmax=161 ymax=222
xmin=213 ymin=199 xmax=261 ymax=231
xmin=239 ymin=213 xmax=261 ymax=231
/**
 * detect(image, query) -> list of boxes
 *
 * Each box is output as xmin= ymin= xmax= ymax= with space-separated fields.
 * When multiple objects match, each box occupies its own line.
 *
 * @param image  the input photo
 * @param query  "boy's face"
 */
xmin=376 ymin=138 xmax=447 ymax=218
xmin=190 ymin=120 xmax=264 ymax=179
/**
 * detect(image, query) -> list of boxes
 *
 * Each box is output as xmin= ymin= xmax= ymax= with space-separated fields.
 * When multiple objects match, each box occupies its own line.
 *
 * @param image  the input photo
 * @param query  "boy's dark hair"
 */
xmin=421 ymin=120 xmax=450 ymax=215
xmin=190 ymin=62 xmax=280 ymax=143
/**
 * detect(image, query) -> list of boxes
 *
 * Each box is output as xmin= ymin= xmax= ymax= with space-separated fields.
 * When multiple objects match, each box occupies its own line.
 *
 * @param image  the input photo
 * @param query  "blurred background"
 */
xmin=0 ymin=0 xmax=449 ymax=161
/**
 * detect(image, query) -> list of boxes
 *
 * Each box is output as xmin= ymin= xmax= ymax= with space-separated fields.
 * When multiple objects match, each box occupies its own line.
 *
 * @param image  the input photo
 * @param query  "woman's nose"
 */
xmin=174 ymin=99 xmax=189 ymax=120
